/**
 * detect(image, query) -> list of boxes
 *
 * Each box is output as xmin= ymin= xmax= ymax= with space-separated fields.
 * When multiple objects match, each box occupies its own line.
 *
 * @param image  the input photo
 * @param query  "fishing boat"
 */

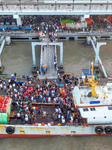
xmin=0 ymin=62 xmax=112 ymax=137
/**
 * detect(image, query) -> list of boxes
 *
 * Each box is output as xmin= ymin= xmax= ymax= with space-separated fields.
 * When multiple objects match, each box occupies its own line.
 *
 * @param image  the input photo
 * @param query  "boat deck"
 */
xmin=73 ymin=85 xmax=112 ymax=107
xmin=9 ymin=103 xmax=83 ymax=126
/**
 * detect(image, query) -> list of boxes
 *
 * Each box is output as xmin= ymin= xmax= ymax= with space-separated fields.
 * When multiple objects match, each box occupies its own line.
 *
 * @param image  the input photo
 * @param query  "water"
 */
xmin=1 ymin=39 xmax=112 ymax=149
xmin=2 ymin=40 xmax=112 ymax=77
xmin=1 ymin=136 xmax=112 ymax=150
xmin=2 ymin=42 xmax=41 ymax=77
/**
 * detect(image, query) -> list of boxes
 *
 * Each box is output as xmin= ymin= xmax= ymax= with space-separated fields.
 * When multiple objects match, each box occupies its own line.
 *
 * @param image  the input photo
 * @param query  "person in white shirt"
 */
xmin=11 ymin=73 xmax=14 ymax=77
xmin=13 ymin=83 xmax=15 ymax=88
xmin=48 ymin=97 xmax=51 ymax=103
xmin=62 ymin=117 xmax=65 ymax=125
xmin=4 ymin=85 xmax=6 ymax=92
xmin=9 ymin=84 xmax=12 ymax=91
xmin=17 ymin=113 xmax=20 ymax=117
xmin=25 ymin=114 xmax=28 ymax=123
xmin=55 ymin=108 xmax=58 ymax=113
xmin=0 ymin=84 xmax=3 ymax=90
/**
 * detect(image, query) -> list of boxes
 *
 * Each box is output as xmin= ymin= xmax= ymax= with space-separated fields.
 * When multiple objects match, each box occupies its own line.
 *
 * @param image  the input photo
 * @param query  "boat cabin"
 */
xmin=73 ymin=85 xmax=112 ymax=124
xmin=79 ymin=106 xmax=112 ymax=124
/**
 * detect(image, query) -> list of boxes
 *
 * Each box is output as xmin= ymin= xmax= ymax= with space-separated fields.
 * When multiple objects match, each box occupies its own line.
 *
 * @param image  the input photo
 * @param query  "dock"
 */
xmin=57 ymin=32 xmax=112 ymax=41
xmin=40 ymin=38 xmax=57 ymax=79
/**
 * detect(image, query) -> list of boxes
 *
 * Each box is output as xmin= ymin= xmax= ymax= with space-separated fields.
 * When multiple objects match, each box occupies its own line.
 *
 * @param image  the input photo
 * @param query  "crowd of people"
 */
xmin=0 ymin=73 xmax=81 ymax=126
xmin=0 ymin=15 xmax=111 ymax=34
xmin=0 ymin=15 xmax=63 ymax=33
xmin=0 ymin=15 xmax=95 ymax=33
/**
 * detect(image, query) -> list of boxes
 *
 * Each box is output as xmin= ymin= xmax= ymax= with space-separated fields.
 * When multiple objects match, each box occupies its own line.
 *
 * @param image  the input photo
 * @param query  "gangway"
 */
xmin=0 ymin=39 xmax=5 ymax=68
xmin=0 ymin=36 xmax=11 ymax=73
xmin=90 ymin=37 xmax=108 ymax=78
xmin=40 ymin=42 xmax=57 ymax=78
xmin=31 ymin=40 xmax=63 ymax=79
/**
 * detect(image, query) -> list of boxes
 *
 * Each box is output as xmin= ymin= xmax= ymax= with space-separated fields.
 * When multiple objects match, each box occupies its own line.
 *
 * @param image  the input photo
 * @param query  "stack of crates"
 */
xmin=0 ymin=96 xmax=12 ymax=124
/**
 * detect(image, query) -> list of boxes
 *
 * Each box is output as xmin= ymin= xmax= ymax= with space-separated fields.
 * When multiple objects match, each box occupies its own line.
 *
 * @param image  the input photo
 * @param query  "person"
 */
xmin=67 ymin=115 xmax=70 ymax=122
xmin=17 ymin=112 xmax=20 ymax=118
xmin=47 ymin=112 xmax=49 ymax=119
xmin=28 ymin=115 xmax=32 ymax=124
xmin=76 ymin=119 xmax=78 ymax=127
xmin=58 ymin=113 xmax=61 ymax=121
xmin=41 ymin=105 xmax=43 ymax=113
xmin=62 ymin=116 xmax=65 ymax=125
xmin=48 ymin=96 xmax=51 ymax=103
xmin=4 ymin=84 xmax=6 ymax=92
xmin=43 ymin=111 xmax=46 ymax=118
xmin=37 ymin=70 xmax=39 ymax=76
xmin=53 ymin=101 xmax=55 ymax=106
xmin=13 ymin=83 xmax=15 ymax=88
xmin=25 ymin=114 xmax=28 ymax=123
xmin=21 ymin=112 xmax=24 ymax=124
xmin=43 ymin=46 xmax=44 ymax=51
xmin=0 ymin=83 xmax=3 ymax=91
xmin=72 ymin=73 xmax=74 ymax=80
xmin=22 ymin=74 xmax=25 ymax=78
xmin=38 ymin=108 xmax=41 ymax=115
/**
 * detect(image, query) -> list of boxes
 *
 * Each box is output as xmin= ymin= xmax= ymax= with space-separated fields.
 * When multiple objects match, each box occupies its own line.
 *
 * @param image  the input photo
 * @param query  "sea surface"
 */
xmin=1 ymin=39 xmax=112 ymax=150
xmin=2 ymin=40 xmax=112 ymax=77
xmin=0 ymin=136 xmax=112 ymax=150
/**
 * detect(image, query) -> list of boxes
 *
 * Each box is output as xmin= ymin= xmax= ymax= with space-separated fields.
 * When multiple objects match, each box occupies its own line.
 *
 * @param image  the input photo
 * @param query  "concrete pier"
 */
xmin=58 ymin=32 xmax=112 ymax=41
xmin=90 ymin=38 xmax=108 ymax=78
xmin=1 ymin=31 xmax=112 ymax=42
xmin=0 ymin=32 xmax=39 ymax=41
xmin=0 ymin=39 xmax=5 ymax=73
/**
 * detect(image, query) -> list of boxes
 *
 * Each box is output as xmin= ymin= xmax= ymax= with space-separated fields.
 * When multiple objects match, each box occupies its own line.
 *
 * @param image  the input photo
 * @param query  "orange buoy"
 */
xmin=41 ymin=122 xmax=45 ymax=126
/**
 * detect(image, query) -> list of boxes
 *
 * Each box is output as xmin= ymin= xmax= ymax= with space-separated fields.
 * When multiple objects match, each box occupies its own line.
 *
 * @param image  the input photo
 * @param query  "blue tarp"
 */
xmin=90 ymin=101 xmax=100 ymax=104
xmin=15 ymin=81 xmax=25 ymax=84
xmin=4 ymin=25 xmax=9 ymax=29
xmin=59 ymin=84 xmax=64 ymax=87
xmin=24 ymin=27 xmax=32 ymax=30
xmin=20 ymin=81 xmax=24 ymax=84
xmin=11 ymin=28 xmax=19 ymax=30
xmin=15 ymin=81 xmax=19 ymax=84
xmin=11 ymin=76 xmax=16 ymax=79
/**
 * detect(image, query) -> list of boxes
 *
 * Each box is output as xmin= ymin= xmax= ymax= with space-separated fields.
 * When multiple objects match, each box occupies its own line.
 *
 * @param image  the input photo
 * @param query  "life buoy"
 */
xmin=105 ymin=126 xmax=112 ymax=134
xmin=95 ymin=126 xmax=103 ymax=134
xmin=6 ymin=126 xmax=15 ymax=134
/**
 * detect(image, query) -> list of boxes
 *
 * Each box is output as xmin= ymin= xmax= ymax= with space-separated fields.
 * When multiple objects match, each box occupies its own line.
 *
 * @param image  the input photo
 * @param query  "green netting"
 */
xmin=61 ymin=20 xmax=76 ymax=23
